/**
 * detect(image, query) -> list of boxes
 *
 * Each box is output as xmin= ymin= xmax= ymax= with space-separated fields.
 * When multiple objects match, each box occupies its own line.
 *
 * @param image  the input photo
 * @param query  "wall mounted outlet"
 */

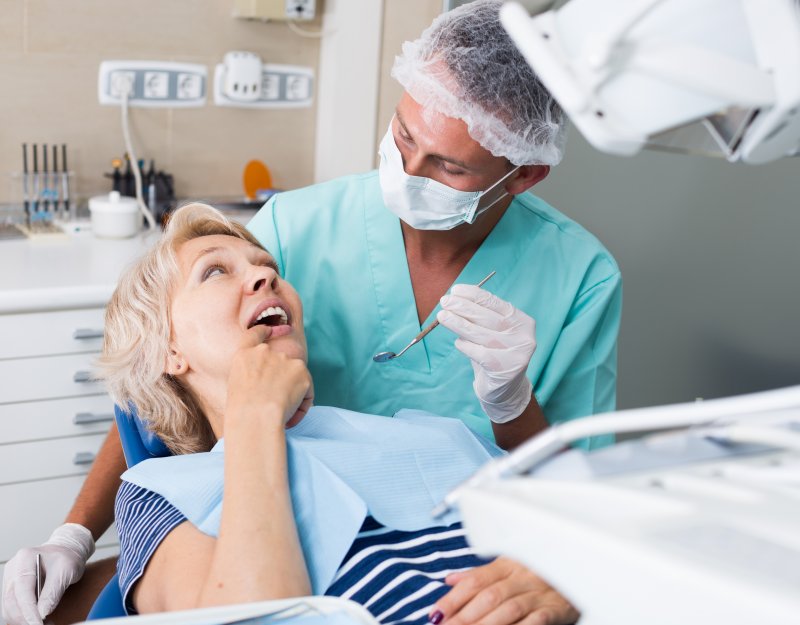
xmin=98 ymin=60 xmax=207 ymax=107
xmin=233 ymin=0 xmax=316 ymax=21
xmin=214 ymin=62 xmax=314 ymax=108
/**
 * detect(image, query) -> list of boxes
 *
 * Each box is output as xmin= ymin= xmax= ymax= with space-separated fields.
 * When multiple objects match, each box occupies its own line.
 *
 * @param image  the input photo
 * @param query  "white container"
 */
xmin=88 ymin=191 xmax=141 ymax=238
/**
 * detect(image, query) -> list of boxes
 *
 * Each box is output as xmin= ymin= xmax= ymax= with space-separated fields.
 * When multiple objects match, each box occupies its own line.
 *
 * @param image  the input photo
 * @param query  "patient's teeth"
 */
xmin=254 ymin=306 xmax=288 ymax=325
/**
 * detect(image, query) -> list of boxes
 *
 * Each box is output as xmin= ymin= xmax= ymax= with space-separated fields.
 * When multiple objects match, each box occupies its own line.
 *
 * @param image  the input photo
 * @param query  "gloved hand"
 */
xmin=2 ymin=523 xmax=95 ymax=625
xmin=437 ymin=284 xmax=536 ymax=423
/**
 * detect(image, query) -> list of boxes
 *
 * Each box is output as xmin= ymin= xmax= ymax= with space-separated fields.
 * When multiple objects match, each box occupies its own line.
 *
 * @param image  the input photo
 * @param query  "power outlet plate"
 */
xmin=213 ymin=63 xmax=314 ymax=108
xmin=233 ymin=0 xmax=316 ymax=21
xmin=98 ymin=60 xmax=207 ymax=107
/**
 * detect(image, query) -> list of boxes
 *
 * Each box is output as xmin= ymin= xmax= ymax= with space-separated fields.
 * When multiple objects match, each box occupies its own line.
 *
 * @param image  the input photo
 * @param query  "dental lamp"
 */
xmin=448 ymin=2 xmax=800 ymax=623
xmin=500 ymin=0 xmax=800 ymax=163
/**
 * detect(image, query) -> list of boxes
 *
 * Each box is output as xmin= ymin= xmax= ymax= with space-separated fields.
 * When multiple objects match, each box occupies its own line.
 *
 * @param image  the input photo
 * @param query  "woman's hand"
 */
xmin=226 ymin=325 xmax=313 ymax=426
xmin=430 ymin=557 xmax=579 ymax=625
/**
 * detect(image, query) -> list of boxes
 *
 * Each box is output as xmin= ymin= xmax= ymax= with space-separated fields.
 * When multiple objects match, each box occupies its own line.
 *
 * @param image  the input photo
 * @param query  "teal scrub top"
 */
xmin=247 ymin=171 xmax=622 ymax=448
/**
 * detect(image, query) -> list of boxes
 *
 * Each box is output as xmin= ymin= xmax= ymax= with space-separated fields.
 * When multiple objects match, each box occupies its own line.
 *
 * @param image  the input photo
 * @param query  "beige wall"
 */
xmin=375 ymin=0 xmax=441 ymax=164
xmin=0 ymin=0 xmax=321 ymax=207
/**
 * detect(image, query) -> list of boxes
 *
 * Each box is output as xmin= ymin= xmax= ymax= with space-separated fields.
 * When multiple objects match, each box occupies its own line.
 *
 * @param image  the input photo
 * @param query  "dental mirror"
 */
xmin=373 ymin=270 xmax=496 ymax=363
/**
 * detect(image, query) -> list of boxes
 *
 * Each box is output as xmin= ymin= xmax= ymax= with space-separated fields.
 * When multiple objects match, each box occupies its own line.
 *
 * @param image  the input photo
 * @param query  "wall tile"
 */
xmin=0 ymin=0 xmax=24 ymax=54
xmin=1 ymin=2 xmax=321 ymax=206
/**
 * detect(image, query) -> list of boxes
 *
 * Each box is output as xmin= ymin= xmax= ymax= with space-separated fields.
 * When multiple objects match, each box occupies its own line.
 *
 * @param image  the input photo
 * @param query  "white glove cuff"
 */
xmin=479 ymin=377 xmax=534 ymax=424
xmin=45 ymin=523 xmax=96 ymax=562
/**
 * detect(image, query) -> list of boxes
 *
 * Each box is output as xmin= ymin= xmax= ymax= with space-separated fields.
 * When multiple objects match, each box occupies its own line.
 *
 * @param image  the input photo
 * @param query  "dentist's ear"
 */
xmin=165 ymin=345 xmax=188 ymax=376
xmin=507 ymin=165 xmax=549 ymax=195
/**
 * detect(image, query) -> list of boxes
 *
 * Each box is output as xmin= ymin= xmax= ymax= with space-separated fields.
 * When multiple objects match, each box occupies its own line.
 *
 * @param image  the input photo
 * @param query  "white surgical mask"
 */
xmin=378 ymin=125 xmax=520 ymax=230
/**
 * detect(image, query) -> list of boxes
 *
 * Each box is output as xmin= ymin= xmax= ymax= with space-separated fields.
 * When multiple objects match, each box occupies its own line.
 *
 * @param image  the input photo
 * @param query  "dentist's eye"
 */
xmin=440 ymin=162 xmax=465 ymax=176
xmin=202 ymin=265 xmax=226 ymax=281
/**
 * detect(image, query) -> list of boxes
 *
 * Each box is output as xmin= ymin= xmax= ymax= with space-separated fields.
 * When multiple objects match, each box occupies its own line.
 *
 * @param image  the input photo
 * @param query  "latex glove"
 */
xmin=429 ymin=557 xmax=579 ymax=625
xmin=437 ymin=284 xmax=536 ymax=423
xmin=2 ymin=524 xmax=95 ymax=625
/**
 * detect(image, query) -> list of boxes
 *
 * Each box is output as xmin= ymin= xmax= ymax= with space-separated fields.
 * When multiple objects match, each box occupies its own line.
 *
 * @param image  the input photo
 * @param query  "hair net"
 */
xmin=392 ymin=0 xmax=566 ymax=166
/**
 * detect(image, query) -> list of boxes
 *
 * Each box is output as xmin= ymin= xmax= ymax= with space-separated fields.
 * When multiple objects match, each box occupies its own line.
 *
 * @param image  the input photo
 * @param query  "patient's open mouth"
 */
xmin=250 ymin=306 xmax=289 ymax=328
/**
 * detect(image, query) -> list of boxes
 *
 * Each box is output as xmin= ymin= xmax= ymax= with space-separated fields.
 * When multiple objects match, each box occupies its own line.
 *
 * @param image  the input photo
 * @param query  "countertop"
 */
xmin=0 ymin=228 xmax=161 ymax=314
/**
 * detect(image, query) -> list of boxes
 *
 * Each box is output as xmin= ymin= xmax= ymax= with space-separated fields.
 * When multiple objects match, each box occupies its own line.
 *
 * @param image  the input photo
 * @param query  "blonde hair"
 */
xmin=97 ymin=202 xmax=265 ymax=455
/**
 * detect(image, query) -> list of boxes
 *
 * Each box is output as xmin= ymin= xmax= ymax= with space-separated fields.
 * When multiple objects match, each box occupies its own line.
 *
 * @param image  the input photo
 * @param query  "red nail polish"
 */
xmin=430 ymin=610 xmax=444 ymax=625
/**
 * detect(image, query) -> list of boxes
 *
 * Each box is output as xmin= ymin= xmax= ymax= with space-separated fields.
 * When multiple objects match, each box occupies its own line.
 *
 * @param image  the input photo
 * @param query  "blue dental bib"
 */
xmin=121 ymin=406 xmax=504 ymax=593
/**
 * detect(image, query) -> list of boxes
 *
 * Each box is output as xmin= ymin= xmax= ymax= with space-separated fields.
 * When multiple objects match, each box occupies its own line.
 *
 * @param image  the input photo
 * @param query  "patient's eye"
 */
xmin=202 ymin=264 xmax=226 ymax=281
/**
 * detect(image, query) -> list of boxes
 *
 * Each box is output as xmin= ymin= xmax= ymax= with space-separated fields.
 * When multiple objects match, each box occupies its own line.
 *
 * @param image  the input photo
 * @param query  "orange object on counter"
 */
xmin=243 ymin=160 xmax=273 ymax=200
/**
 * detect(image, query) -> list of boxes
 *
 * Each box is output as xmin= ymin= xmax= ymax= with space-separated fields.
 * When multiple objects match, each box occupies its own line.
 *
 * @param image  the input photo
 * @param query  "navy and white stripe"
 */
xmin=326 ymin=517 xmax=489 ymax=625
xmin=115 ymin=482 xmax=490 ymax=623
xmin=115 ymin=481 xmax=187 ymax=614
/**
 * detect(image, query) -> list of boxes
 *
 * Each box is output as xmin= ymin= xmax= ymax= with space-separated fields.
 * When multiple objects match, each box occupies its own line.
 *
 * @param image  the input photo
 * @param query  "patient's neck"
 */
xmin=184 ymin=374 xmax=226 ymax=440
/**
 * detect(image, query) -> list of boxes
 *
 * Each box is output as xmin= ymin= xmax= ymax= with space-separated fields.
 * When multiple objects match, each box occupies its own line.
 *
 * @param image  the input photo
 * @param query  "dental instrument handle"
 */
xmin=395 ymin=271 xmax=496 ymax=358
xmin=62 ymin=144 xmax=70 ymax=218
xmin=53 ymin=144 xmax=60 ymax=218
xmin=32 ymin=144 xmax=39 ymax=214
xmin=43 ymin=144 xmax=49 ymax=213
xmin=22 ymin=144 xmax=30 ymax=226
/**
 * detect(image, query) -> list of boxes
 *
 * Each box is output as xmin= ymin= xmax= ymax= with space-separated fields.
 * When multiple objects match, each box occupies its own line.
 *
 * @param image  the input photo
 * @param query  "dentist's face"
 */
xmin=169 ymin=235 xmax=307 ymax=387
xmin=392 ymin=91 xmax=515 ymax=192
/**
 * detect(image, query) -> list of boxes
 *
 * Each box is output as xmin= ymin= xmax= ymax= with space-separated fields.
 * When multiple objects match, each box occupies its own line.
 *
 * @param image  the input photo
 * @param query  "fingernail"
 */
xmin=429 ymin=610 xmax=444 ymax=624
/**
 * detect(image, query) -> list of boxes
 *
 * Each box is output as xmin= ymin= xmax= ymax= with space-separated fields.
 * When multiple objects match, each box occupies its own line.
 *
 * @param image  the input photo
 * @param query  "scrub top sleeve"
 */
xmin=538 ymin=271 xmax=622 ymax=450
xmin=247 ymin=195 xmax=285 ymax=276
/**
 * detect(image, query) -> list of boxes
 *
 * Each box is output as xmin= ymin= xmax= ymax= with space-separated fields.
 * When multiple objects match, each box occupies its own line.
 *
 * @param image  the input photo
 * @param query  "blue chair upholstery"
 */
xmin=87 ymin=405 xmax=171 ymax=619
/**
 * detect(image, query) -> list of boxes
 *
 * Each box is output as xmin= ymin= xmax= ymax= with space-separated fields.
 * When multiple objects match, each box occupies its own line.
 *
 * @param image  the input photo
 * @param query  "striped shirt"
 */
xmin=116 ymin=481 xmax=490 ymax=624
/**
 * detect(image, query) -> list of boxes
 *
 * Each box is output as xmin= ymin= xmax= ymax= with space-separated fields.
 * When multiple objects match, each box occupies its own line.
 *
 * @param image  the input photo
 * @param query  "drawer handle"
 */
xmin=73 ymin=328 xmax=104 ymax=340
xmin=73 ymin=412 xmax=114 ymax=425
xmin=73 ymin=370 xmax=95 ymax=383
xmin=73 ymin=451 xmax=96 ymax=466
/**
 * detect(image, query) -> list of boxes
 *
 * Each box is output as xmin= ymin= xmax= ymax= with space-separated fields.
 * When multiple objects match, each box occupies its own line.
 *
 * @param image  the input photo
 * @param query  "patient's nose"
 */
xmin=250 ymin=267 xmax=279 ymax=293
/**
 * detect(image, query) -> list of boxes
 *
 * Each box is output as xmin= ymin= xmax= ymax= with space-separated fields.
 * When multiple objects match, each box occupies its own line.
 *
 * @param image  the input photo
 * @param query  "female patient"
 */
xmin=99 ymin=203 xmax=578 ymax=625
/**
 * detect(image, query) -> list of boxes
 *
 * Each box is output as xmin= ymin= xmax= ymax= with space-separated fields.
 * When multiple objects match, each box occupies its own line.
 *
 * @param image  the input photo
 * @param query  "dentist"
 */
xmin=3 ymin=2 xmax=621 ymax=624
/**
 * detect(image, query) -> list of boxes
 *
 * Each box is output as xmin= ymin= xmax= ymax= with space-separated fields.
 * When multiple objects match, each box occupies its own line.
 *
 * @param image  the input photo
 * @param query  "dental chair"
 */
xmin=86 ymin=405 xmax=172 ymax=619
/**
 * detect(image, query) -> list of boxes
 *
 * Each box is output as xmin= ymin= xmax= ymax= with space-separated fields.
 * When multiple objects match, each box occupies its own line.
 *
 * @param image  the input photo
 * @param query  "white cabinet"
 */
xmin=0 ymin=232 xmax=157 ymax=619
xmin=0 ymin=306 xmax=120 ymax=556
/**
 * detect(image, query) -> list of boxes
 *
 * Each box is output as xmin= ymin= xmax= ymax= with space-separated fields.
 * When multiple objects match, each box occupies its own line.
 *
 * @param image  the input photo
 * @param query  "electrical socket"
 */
xmin=232 ymin=0 xmax=316 ymax=21
xmin=98 ymin=60 xmax=207 ymax=107
xmin=214 ymin=62 xmax=313 ymax=108
xmin=110 ymin=71 xmax=135 ymax=98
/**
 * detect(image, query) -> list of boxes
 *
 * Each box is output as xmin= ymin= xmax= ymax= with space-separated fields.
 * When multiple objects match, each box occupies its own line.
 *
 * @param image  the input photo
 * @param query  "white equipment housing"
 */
xmin=455 ymin=386 xmax=800 ymax=625
xmin=500 ymin=0 xmax=800 ymax=163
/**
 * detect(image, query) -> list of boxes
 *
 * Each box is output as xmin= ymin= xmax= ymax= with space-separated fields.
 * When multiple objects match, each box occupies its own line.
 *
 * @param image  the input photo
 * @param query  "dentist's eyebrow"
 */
xmin=394 ymin=109 xmax=475 ymax=172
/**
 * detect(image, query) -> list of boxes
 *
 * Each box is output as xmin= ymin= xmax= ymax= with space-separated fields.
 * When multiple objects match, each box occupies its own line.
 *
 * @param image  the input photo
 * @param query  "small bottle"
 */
xmin=123 ymin=154 xmax=133 ymax=197
xmin=146 ymin=160 xmax=157 ymax=215
xmin=111 ymin=158 xmax=123 ymax=193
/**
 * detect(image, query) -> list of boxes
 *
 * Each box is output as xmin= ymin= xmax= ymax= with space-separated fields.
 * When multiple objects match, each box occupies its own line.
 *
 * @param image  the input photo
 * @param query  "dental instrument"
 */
xmin=22 ymin=143 xmax=30 ymax=227
xmin=372 ymin=270 xmax=496 ymax=363
xmin=32 ymin=144 xmax=39 ymax=215
xmin=35 ymin=553 xmax=41 ymax=602
xmin=61 ymin=144 xmax=70 ymax=219
xmin=42 ymin=144 xmax=49 ymax=213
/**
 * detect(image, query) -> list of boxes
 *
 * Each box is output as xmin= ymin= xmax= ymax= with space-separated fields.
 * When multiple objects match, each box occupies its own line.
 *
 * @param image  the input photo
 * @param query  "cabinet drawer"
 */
xmin=0 ymin=395 xmax=115 ymax=445
xmin=0 ymin=353 xmax=106 ymax=404
xmin=0 ymin=308 xmax=105 ymax=360
xmin=0 ymin=476 xmax=118 ymax=564
xmin=0 ymin=433 xmax=107 ymax=485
